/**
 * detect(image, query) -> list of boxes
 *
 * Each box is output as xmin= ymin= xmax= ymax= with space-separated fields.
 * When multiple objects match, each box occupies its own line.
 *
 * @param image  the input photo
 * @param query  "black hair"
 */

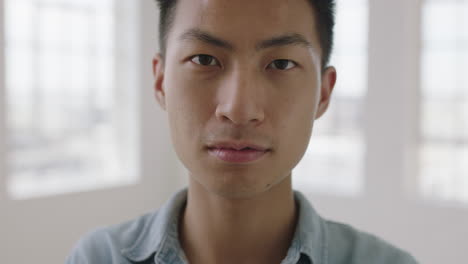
xmin=155 ymin=0 xmax=336 ymax=68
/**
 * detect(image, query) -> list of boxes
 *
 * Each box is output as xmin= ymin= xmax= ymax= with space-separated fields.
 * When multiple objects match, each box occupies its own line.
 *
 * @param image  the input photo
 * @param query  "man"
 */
xmin=67 ymin=0 xmax=418 ymax=263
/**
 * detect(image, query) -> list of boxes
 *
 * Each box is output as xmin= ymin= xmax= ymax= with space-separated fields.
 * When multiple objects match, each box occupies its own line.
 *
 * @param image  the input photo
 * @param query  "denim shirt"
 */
xmin=66 ymin=189 xmax=418 ymax=264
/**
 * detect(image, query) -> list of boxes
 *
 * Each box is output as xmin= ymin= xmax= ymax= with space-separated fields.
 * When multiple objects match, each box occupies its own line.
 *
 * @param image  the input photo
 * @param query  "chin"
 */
xmin=193 ymin=168 xmax=290 ymax=200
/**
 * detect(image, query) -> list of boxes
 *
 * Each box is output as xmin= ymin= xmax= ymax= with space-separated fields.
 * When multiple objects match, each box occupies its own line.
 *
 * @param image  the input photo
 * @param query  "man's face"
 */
xmin=153 ymin=0 xmax=336 ymax=198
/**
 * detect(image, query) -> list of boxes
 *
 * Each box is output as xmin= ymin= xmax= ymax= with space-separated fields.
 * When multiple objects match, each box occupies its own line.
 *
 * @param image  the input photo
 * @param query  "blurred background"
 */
xmin=0 ymin=0 xmax=467 ymax=263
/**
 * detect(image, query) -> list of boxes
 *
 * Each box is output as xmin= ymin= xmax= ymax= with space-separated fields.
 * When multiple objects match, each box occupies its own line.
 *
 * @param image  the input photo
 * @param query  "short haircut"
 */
xmin=154 ymin=0 xmax=336 ymax=68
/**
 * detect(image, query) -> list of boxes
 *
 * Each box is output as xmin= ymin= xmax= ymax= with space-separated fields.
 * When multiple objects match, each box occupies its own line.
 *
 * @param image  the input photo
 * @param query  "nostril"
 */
xmin=215 ymin=103 xmax=265 ymax=125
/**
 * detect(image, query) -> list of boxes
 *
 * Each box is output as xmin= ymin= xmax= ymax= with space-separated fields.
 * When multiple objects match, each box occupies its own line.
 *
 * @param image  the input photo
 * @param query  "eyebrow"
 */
xmin=178 ymin=28 xmax=313 ymax=51
xmin=179 ymin=29 xmax=234 ymax=50
xmin=256 ymin=33 xmax=313 ymax=51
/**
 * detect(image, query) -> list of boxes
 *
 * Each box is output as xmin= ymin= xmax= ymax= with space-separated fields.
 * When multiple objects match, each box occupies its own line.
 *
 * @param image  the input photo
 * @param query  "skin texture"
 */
xmin=152 ymin=0 xmax=337 ymax=263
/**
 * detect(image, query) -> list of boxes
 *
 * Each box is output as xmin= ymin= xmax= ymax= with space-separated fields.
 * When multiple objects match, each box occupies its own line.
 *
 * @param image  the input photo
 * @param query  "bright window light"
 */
xmin=5 ymin=0 xmax=139 ymax=199
xmin=293 ymin=0 xmax=368 ymax=196
xmin=420 ymin=0 xmax=468 ymax=204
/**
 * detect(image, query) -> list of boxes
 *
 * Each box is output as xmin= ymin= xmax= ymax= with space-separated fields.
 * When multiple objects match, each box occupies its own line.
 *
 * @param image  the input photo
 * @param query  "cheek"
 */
xmin=273 ymin=78 xmax=319 ymax=159
xmin=164 ymin=68 xmax=215 ymax=144
xmin=279 ymin=96 xmax=315 ymax=146
xmin=274 ymin=75 xmax=319 ymax=123
xmin=165 ymin=62 xmax=218 ymax=108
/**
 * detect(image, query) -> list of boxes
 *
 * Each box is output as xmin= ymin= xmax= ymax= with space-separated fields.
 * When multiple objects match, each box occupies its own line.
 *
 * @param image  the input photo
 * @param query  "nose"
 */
xmin=215 ymin=69 xmax=265 ymax=126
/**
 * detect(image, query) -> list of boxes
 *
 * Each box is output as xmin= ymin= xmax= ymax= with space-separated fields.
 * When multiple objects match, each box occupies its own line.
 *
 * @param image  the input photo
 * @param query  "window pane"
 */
xmin=5 ymin=0 xmax=139 ymax=199
xmin=293 ymin=0 xmax=368 ymax=196
xmin=420 ymin=0 xmax=468 ymax=204
xmin=420 ymin=143 xmax=468 ymax=202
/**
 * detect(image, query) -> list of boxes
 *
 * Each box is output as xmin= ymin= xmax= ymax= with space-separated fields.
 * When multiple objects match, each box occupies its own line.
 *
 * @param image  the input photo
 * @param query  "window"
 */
xmin=420 ymin=0 xmax=468 ymax=203
xmin=4 ymin=0 xmax=139 ymax=199
xmin=293 ymin=0 xmax=368 ymax=196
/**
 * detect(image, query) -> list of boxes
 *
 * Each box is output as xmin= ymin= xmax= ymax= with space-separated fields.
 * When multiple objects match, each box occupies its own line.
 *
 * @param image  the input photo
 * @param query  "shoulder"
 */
xmin=65 ymin=211 xmax=157 ymax=264
xmin=324 ymin=220 xmax=418 ymax=264
xmin=65 ymin=189 xmax=188 ymax=264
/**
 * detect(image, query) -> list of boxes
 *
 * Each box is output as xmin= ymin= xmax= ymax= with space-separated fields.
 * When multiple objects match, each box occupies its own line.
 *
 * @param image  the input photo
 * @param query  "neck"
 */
xmin=179 ymin=176 xmax=298 ymax=264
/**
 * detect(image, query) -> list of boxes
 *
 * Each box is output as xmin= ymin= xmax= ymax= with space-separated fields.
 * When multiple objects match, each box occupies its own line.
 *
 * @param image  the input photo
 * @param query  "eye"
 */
xmin=190 ymin=54 xmax=219 ymax=66
xmin=268 ymin=59 xmax=297 ymax=70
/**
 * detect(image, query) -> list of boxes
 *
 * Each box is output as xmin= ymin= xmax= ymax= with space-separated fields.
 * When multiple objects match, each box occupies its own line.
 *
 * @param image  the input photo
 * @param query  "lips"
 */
xmin=207 ymin=142 xmax=268 ymax=151
xmin=206 ymin=142 xmax=270 ymax=163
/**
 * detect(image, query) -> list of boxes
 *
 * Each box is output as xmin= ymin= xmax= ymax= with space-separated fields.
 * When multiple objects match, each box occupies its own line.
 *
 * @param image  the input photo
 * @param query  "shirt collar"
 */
xmin=292 ymin=191 xmax=328 ymax=264
xmin=121 ymin=189 xmax=188 ymax=263
xmin=120 ymin=188 xmax=327 ymax=264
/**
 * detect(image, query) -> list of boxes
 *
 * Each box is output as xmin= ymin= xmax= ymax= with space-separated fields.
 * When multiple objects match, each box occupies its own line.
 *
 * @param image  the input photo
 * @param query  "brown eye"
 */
xmin=191 ymin=54 xmax=219 ymax=66
xmin=268 ymin=59 xmax=296 ymax=70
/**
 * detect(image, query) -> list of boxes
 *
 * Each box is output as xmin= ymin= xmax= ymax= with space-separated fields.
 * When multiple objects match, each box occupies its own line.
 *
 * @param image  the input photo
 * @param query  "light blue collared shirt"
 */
xmin=66 ymin=188 xmax=418 ymax=264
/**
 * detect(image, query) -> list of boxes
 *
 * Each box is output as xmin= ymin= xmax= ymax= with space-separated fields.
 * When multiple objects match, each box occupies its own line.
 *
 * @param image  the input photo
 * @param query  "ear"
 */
xmin=315 ymin=66 xmax=337 ymax=120
xmin=153 ymin=53 xmax=167 ymax=110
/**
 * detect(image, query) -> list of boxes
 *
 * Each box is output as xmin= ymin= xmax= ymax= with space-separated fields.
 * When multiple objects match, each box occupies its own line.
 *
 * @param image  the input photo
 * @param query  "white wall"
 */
xmin=0 ymin=0 xmax=8 ymax=259
xmin=1 ymin=0 xmax=467 ymax=263
xmin=305 ymin=1 xmax=468 ymax=263
xmin=0 ymin=1 xmax=183 ymax=263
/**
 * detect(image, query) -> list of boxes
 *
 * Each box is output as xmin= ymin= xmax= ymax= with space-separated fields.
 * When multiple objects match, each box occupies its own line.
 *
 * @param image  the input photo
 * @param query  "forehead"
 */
xmin=168 ymin=0 xmax=319 ymax=51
